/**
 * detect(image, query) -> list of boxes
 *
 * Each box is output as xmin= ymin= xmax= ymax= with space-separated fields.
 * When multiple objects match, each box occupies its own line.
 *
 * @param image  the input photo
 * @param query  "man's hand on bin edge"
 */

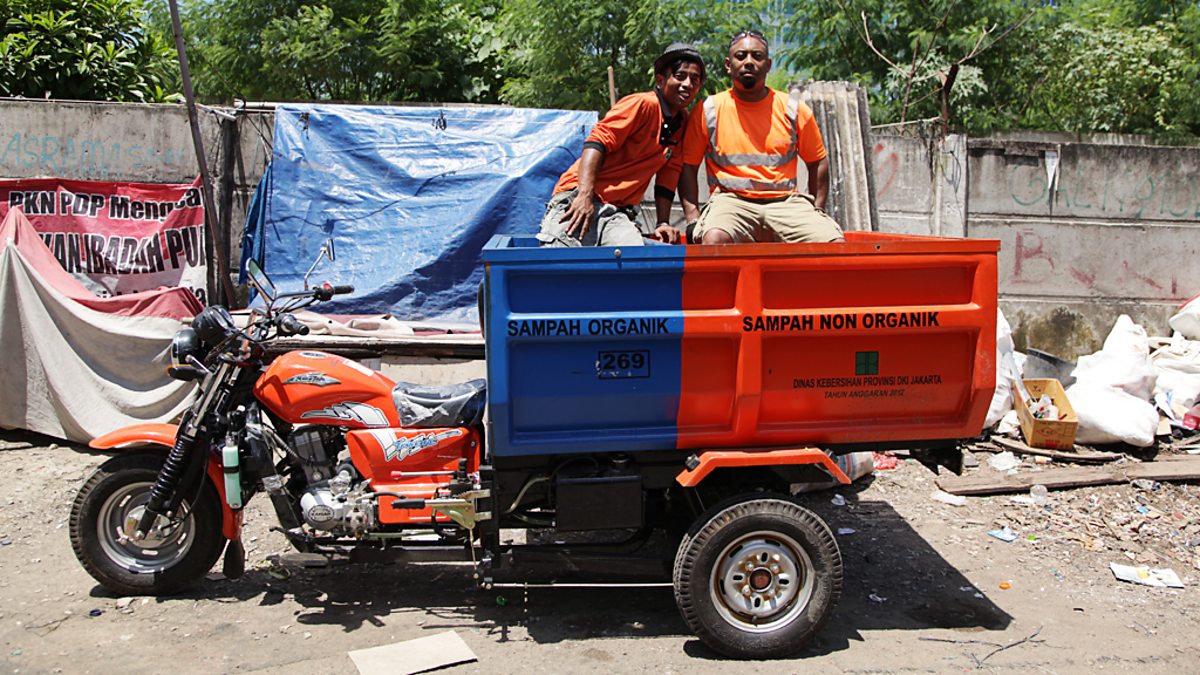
xmin=654 ymin=222 xmax=682 ymax=244
xmin=560 ymin=189 xmax=596 ymax=240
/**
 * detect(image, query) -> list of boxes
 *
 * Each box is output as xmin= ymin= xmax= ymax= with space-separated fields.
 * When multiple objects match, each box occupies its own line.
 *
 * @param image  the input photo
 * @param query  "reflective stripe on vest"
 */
xmin=703 ymin=89 xmax=803 ymax=191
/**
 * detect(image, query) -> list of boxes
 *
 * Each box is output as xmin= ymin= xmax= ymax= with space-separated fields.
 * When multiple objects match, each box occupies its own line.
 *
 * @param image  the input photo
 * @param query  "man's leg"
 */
xmin=594 ymin=205 xmax=646 ymax=247
xmin=536 ymin=189 xmax=600 ymax=247
xmin=692 ymin=191 xmax=759 ymax=244
xmin=766 ymin=193 xmax=844 ymax=243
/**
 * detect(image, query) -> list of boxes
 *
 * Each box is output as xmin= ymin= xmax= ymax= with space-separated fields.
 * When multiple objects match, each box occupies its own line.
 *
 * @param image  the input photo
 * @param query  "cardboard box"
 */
xmin=1012 ymin=378 xmax=1078 ymax=449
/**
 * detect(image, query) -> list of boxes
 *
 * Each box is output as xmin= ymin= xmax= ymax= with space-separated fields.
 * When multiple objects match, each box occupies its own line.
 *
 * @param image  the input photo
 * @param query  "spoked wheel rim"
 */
xmin=96 ymin=480 xmax=195 ymax=574
xmin=710 ymin=530 xmax=816 ymax=633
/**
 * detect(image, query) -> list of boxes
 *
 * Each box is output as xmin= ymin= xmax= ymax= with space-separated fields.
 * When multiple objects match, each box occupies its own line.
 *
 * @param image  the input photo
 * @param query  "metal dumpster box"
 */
xmin=482 ymin=232 xmax=998 ymax=458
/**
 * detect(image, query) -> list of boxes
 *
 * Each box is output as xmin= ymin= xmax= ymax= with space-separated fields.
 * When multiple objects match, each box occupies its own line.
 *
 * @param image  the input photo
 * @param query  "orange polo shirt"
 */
xmin=682 ymin=89 xmax=826 ymax=199
xmin=554 ymin=91 xmax=685 ymax=207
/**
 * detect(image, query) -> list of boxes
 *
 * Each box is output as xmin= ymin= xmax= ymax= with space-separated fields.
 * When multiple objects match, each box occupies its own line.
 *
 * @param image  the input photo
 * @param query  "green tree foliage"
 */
xmin=182 ymin=0 xmax=504 ymax=103
xmin=1017 ymin=19 xmax=1192 ymax=138
xmin=776 ymin=0 xmax=1199 ymax=140
xmin=497 ymin=0 xmax=778 ymax=114
xmin=777 ymin=0 xmax=1037 ymax=131
xmin=0 ymin=0 xmax=178 ymax=102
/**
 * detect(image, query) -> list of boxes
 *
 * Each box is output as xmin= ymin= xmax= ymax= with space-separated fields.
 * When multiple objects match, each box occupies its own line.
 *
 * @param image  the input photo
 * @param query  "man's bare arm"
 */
xmin=562 ymin=147 xmax=604 ymax=238
xmin=679 ymin=163 xmax=702 ymax=223
xmin=806 ymin=157 xmax=830 ymax=210
xmin=652 ymin=193 xmax=681 ymax=244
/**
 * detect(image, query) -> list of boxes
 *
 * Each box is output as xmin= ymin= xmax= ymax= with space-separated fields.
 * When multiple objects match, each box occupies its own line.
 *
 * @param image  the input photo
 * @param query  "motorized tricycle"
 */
xmin=72 ymin=232 xmax=997 ymax=658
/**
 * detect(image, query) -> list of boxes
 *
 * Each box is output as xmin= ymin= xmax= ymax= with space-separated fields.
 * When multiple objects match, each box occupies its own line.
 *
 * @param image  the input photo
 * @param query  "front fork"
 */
xmin=126 ymin=424 xmax=246 ymax=579
xmin=133 ymin=424 xmax=199 ymax=540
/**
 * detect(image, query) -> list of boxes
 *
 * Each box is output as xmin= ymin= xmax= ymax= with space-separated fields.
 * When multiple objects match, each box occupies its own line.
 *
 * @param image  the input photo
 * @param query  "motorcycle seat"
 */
xmin=392 ymin=378 xmax=486 ymax=428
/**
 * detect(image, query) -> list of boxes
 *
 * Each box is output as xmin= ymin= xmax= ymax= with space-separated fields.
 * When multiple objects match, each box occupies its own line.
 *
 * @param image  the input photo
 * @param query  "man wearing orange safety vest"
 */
xmin=537 ymin=43 xmax=705 ymax=247
xmin=679 ymin=31 xmax=844 ymax=244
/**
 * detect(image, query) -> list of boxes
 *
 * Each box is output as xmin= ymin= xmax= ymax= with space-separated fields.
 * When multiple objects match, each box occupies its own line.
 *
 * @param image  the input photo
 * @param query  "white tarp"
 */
xmin=0 ymin=240 xmax=194 ymax=443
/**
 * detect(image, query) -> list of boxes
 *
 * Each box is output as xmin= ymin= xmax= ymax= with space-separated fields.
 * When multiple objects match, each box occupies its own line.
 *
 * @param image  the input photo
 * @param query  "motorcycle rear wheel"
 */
xmin=70 ymin=452 xmax=225 ymax=596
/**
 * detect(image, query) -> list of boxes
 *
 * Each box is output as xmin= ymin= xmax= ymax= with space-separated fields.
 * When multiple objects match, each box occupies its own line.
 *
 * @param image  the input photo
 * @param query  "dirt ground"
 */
xmin=1 ymin=429 xmax=1198 ymax=674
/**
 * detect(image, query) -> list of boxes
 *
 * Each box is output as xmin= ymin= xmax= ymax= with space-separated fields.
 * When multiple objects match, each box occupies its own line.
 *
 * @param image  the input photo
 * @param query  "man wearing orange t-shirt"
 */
xmin=678 ymin=31 xmax=843 ymax=244
xmin=537 ymin=43 xmax=705 ymax=247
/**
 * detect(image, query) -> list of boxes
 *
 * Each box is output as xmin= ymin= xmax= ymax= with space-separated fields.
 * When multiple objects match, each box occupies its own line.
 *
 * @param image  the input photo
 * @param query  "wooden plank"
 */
xmin=937 ymin=467 xmax=1125 ymax=495
xmin=991 ymin=436 xmax=1121 ymax=464
xmin=1126 ymin=458 xmax=1200 ymax=481
xmin=937 ymin=455 xmax=1200 ymax=496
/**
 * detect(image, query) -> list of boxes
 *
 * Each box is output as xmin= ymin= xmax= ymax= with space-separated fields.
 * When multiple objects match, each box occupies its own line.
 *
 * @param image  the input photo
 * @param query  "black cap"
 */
xmin=654 ymin=42 xmax=705 ymax=78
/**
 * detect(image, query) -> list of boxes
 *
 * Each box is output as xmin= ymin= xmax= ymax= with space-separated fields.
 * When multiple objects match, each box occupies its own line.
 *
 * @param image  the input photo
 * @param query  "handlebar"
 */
xmin=314 ymin=283 xmax=354 ymax=301
xmin=277 ymin=314 xmax=310 ymax=336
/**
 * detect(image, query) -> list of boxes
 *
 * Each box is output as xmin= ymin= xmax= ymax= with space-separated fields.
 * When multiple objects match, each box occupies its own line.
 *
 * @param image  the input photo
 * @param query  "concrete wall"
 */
xmin=872 ymin=132 xmax=967 ymax=237
xmin=875 ymin=130 xmax=1200 ymax=359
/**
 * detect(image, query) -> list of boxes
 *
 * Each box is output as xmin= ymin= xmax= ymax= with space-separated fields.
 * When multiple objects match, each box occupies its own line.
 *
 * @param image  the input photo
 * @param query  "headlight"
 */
xmin=192 ymin=305 xmax=236 ymax=346
xmin=171 ymin=327 xmax=202 ymax=366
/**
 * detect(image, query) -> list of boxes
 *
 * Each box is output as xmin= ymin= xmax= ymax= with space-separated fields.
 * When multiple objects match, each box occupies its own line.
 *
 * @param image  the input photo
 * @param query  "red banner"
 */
xmin=0 ymin=178 xmax=208 ymax=303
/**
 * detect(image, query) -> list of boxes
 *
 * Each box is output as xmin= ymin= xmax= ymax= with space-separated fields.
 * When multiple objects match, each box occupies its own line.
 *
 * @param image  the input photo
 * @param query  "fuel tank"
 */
xmin=347 ymin=427 xmax=481 ymax=524
xmin=254 ymin=350 xmax=399 ymax=428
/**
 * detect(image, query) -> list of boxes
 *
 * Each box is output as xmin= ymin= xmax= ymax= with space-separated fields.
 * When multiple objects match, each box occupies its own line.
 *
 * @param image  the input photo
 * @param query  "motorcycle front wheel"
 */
xmin=70 ymin=452 xmax=225 ymax=596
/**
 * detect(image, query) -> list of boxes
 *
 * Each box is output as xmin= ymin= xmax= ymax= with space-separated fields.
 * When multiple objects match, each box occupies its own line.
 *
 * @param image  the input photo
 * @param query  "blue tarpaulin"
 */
xmin=240 ymin=104 xmax=597 ymax=321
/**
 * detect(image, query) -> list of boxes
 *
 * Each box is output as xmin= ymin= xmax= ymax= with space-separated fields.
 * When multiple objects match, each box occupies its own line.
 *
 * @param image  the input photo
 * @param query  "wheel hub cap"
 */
xmin=713 ymin=534 xmax=813 ymax=630
xmin=122 ymin=506 xmax=176 ymax=547
xmin=749 ymin=568 xmax=773 ymax=591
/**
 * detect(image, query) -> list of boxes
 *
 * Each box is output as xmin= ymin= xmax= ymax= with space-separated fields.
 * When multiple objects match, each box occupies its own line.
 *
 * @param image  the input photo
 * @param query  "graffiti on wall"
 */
xmin=1007 ymin=157 xmax=1200 ymax=220
xmin=873 ymin=142 xmax=899 ymax=200
xmin=1008 ymin=228 xmax=1185 ymax=298
xmin=1 ymin=131 xmax=193 ymax=180
xmin=872 ymin=137 xmax=965 ymax=204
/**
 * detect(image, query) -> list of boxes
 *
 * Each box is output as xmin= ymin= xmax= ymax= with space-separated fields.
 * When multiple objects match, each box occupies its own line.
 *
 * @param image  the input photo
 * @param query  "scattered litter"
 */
xmin=931 ymin=489 xmax=967 ymax=507
xmin=996 ymin=408 xmax=1020 ymax=435
xmin=495 ymin=595 xmax=508 ymax=607
xmin=873 ymin=452 xmax=898 ymax=471
xmin=1109 ymin=563 xmax=1185 ymax=588
xmin=0 ymin=538 xmax=11 ymax=546
xmin=11 ymin=649 xmax=20 ymax=656
xmin=1007 ymin=484 xmax=1050 ymax=504
xmin=836 ymin=527 xmax=856 ymax=536
xmin=989 ymin=451 xmax=1021 ymax=472
xmin=115 ymin=597 xmax=133 ymax=610
xmin=959 ymin=585 xmax=976 ymax=592
xmin=998 ymin=581 xmax=1012 ymax=590
xmin=348 ymin=630 xmax=477 ymax=675
xmin=1030 ymin=484 xmax=1049 ymax=504
xmin=830 ymin=494 xmax=847 ymax=507
xmin=1029 ymin=393 xmax=1060 ymax=421
xmin=1131 ymin=479 xmax=1157 ymax=491
xmin=87 ymin=609 xmax=103 ymax=618
xmin=868 ymin=593 xmax=887 ymax=603
xmin=988 ymin=527 xmax=1018 ymax=543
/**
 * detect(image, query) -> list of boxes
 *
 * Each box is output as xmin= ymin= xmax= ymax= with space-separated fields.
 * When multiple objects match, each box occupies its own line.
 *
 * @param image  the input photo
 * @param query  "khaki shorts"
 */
xmin=694 ymin=191 xmax=844 ymax=244
xmin=536 ymin=189 xmax=646 ymax=247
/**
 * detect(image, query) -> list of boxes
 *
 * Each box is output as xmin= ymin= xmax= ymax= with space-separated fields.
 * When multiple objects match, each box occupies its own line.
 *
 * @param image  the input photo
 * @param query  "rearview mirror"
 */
xmin=303 ymin=238 xmax=337 ymax=289
xmin=246 ymin=259 xmax=276 ymax=302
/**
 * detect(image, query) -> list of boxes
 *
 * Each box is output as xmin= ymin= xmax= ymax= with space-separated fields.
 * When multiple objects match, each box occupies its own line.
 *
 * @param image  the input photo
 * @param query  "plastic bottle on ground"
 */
xmin=1030 ymin=484 xmax=1049 ymax=505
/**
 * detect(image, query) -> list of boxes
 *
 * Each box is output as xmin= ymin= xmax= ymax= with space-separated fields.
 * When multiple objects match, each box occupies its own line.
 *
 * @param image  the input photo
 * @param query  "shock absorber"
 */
xmin=134 ymin=429 xmax=196 ymax=540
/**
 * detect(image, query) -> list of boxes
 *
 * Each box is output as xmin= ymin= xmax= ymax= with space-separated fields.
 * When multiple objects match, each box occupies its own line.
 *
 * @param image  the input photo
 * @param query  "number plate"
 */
xmin=596 ymin=350 xmax=650 ymax=379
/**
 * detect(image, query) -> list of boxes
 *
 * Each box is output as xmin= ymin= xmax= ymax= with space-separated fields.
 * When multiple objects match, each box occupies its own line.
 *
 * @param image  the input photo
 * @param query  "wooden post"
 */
xmin=168 ymin=0 xmax=236 ymax=307
xmin=607 ymin=66 xmax=617 ymax=109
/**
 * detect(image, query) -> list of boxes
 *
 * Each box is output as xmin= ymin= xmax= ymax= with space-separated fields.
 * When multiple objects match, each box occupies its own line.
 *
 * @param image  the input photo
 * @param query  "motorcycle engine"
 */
xmin=289 ymin=425 xmax=345 ymax=484
xmin=289 ymin=425 xmax=375 ymax=535
xmin=299 ymin=470 xmax=377 ymax=535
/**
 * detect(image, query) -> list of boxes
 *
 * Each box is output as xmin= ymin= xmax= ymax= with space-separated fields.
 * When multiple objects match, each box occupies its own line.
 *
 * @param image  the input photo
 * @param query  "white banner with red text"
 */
xmin=0 ymin=178 xmax=208 ymax=304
